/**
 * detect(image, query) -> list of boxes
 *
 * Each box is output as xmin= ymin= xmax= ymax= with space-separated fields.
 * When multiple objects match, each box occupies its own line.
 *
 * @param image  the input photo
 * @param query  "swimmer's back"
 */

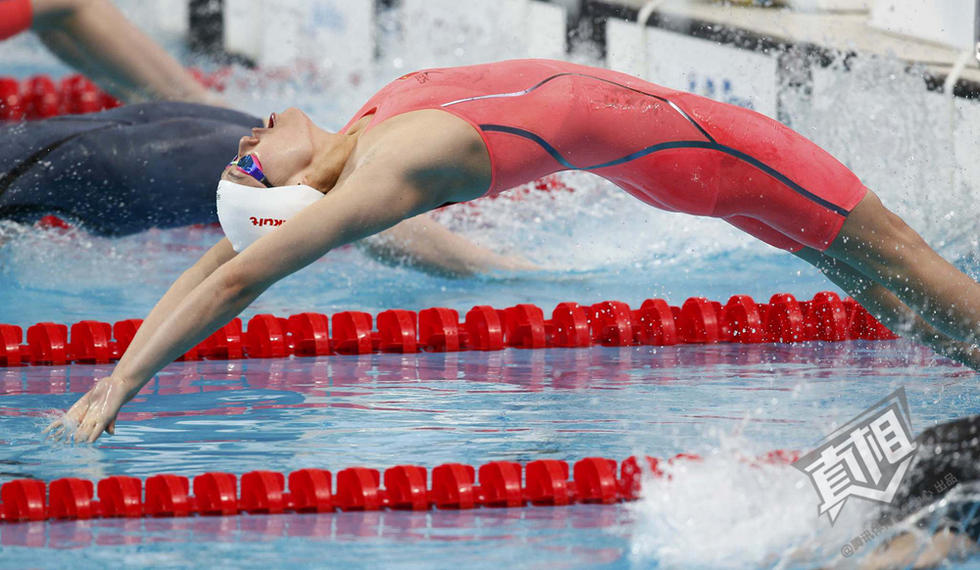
xmin=342 ymin=59 xmax=865 ymax=252
xmin=0 ymin=102 xmax=261 ymax=235
xmin=341 ymin=59 xmax=699 ymax=194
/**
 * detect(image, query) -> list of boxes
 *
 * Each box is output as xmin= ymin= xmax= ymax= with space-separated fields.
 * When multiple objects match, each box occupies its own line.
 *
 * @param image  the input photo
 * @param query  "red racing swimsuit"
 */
xmin=342 ymin=59 xmax=867 ymax=252
xmin=0 ymin=0 xmax=32 ymax=40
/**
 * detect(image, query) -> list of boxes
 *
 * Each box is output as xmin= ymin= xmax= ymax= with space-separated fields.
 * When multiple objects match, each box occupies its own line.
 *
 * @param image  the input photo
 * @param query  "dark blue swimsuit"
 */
xmin=883 ymin=415 xmax=980 ymax=540
xmin=0 ymin=102 xmax=260 ymax=236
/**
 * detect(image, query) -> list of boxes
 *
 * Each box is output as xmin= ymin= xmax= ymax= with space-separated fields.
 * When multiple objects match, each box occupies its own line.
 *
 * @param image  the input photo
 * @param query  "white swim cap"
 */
xmin=216 ymin=179 xmax=324 ymax=252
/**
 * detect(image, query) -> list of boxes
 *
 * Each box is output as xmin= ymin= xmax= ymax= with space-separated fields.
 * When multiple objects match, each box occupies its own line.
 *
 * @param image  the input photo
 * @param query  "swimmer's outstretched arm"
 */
xmin=30 ymin=0 xmax=224 ymax=106
xmin=44 ymin=238 xmax=238 ymax=441
xmin=361 ymin=214 xmax=539 ymax=277
xmin=46 ymin=162 xmax=447 ymax=443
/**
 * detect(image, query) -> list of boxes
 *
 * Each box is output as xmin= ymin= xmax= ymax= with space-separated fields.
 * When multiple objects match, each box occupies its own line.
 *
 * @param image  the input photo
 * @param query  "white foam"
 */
xmin=624 ymin=438 xmax=879 ymax=568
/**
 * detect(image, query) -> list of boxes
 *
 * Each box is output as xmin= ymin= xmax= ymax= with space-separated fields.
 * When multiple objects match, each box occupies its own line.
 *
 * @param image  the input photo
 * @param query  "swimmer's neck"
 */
xmin=306 ymin=121 xmax=365 ymax=192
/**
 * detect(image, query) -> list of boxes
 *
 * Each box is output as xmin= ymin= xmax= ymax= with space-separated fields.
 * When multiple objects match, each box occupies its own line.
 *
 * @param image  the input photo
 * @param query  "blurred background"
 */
xmin=1 ymin=0 xmax=978 ymax=326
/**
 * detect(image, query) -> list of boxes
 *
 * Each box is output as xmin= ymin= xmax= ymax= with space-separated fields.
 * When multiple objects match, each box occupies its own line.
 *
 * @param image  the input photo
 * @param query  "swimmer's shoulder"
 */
xmin=345 ymin=110 xmax=490 ymax=202
xmin=353 ymin=109 xmax=488 ymax=168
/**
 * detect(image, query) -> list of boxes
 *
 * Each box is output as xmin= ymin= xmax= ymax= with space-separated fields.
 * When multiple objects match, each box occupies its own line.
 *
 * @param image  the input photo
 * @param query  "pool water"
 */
xmin=1 ymin=340 xmax=979 ymax=568
xmin=2 ymin=16 xmax=980 ymax=570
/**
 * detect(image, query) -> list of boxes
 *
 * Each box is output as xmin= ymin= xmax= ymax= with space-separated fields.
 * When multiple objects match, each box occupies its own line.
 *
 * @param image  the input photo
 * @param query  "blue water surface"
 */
xmin=1 ymin=340 xmax=978 ymax=568
xmin=2 ymin=24 xmax=979 ymax=570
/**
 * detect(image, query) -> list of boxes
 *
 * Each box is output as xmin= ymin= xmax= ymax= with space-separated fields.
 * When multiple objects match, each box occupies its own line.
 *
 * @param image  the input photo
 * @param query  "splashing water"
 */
xmin=1 ymin=5 xmax=978 ymax=567
xmin=623 ymin=440 xmax=870 ymax=568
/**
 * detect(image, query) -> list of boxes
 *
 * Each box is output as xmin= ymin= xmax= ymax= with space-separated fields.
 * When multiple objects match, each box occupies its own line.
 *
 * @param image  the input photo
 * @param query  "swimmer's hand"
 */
xmin=44 ymin=376 xmax=137 ymax=443
xmin=493 ymin=254 xmax=541 ymax=273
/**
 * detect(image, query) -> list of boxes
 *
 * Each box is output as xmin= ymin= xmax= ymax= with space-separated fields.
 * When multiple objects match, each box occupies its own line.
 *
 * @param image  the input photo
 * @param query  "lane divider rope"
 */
xmin=0 ymin=71 xmax=227 ymax=122
xmin=0 ymin=291 xmax=897 ymax=367
xmin=0 ymin=451 xmax=799 ymax=523
xmin=0 ymin=73 xmax=120 ymax=120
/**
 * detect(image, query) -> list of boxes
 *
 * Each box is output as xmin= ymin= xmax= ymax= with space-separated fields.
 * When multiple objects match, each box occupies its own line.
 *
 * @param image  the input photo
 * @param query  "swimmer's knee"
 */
xmin=867 ymin=206 xmax=930 ymax=265
xmin=794 ymin=246 xmax=850 ymax=274
xmin=795 ymin=246 xmax=867 ymax=284
xmin=793 ymin=247 xmax=843 ymax=276
xmin=832 ymin=191 xmax=929 ymax=266
xmin=792 ymin=246 xmax=823 ymax=266
xmin=31 ymin=0 xmax=100 ymax=24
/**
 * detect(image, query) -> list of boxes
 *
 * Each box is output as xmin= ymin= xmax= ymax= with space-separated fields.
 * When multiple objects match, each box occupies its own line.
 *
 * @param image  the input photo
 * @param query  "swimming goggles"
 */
xmin=229 ymin=154 xmax=273 ymax=188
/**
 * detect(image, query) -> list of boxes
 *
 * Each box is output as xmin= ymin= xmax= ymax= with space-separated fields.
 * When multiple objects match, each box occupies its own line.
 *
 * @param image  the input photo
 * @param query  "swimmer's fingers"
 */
xmin=43 ymin=390 xmax=94 ymax=443
xmin=65 ymin=389 xmax=95 ymax=420
xmin=42 ymin=418 xmax=66 ymax=437
xmin=75 ymin=417 xmax=110 ymax=444
xmin=72 ymin=406 xmax=110 ymax=444
xmin=42 ymin=421 xmax=60 ymax=441
xmin=73 ymin=412 xmax=107 ymax=444
xmin=71 ymin=377 xmax=130 ymax=443
xmin=46 ymin=421 xmax=76 ymax=444
xmin=46 ymin=425 xmax=69 ymax=444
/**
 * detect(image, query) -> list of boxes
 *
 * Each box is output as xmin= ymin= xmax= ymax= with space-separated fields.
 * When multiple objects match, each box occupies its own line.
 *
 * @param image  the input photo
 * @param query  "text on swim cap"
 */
xmin=250 ymin=217 xmax=286 ymax=227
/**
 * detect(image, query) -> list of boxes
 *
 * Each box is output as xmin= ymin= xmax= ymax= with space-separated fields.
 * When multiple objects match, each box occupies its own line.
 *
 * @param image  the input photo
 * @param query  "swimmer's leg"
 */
xmin=31 ymin=0 xmax=222 ymax=105
xmin=822 ymin=190 xmax=980 ymax=346
xmin=794 ymin=247 xmax=980 ymax=369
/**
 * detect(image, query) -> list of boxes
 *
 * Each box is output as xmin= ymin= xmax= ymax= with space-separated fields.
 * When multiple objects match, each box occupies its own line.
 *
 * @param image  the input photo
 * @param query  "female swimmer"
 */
xmin=47 ymin=59 xmax=980 ymax=442
xmin=0 ymin=101 xmax=531 ymax=275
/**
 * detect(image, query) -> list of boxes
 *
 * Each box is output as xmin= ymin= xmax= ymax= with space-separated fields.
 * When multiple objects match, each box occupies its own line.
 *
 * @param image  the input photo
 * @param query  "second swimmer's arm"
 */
xmin=360 ymin=214 xmax=540 ymax=277
xmin=31 ymin=0 xmax=224 ymax=106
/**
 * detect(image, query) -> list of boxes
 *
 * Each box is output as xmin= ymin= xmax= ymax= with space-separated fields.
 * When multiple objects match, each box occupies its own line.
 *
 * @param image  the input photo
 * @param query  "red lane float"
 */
xmin=724 ymin=295 xmax=764 ymax=343
xmin=418 ymin=308 xmax=461 ymax=352
xmin=98 ymin=476 xmax=142 ymax=517
xmin=377 ymin=310 xmax=418 ymax=353
xmin=288 ymin=468 xmax=333 ymax=513
xmin=1 ymin=74 xmax=119 ymax=121
xmin=550 ymin=302 xmax=591 ymax=348
xmin=1 ymin=70 xmax=223 ymax=122
xmin=590 ymin=301 xmax=633 ymax=346
xmin=0 ymin=292 xmax=899 ymax=368
xmin=26 ymin=323 xmax=70 ymax=365
xmin=503 ymin=304 xmax=547 ymax=349
xmin=634 ymin=299 xmax=678 ymax=346
xmin=464 ymin=306 xmax=504 ymax=351
xmin=678 ymin=297 xmax=721 ymax=343
xmin=3 ymin=452 xmax=798 ymax=523
xmin=193 ymin=472 xmax=238 ymax=516
xmin=0 ymin=325 xmax=22 ymax=367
